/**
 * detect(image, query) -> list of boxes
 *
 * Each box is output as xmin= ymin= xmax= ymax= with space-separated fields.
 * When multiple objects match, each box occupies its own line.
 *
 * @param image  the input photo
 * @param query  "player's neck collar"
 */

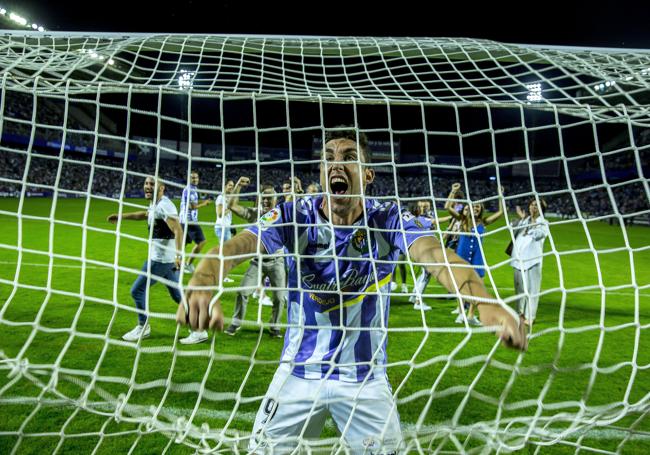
xmin=317 ymin=196 xmax=365 ymax=226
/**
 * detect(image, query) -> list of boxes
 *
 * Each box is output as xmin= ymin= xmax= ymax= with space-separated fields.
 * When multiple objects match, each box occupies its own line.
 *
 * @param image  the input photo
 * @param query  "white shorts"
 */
xmin=249 ymin=364 xmax=403 ymax=454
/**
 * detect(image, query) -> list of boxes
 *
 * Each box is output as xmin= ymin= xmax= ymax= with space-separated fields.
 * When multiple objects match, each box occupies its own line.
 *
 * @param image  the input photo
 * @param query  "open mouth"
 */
xmin=330 ymin=176 xmax=349 ymax=195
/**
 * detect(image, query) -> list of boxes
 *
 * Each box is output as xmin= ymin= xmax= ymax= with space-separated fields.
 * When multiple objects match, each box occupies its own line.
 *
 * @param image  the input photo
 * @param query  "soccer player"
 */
xmin=179 ymin=171 xmax=211 ymax=274
xmin=214 ymin=179 xmax=235 ymax=283
xmin=177 ymin=128 xmax=526 ymax=453
xmin=223 ymin=177 xmax=288 ymax=337
xmin=510 ymin=198 xmax=549 ymax=326
xmin=108 ymin=176 xmax=208 ymax=345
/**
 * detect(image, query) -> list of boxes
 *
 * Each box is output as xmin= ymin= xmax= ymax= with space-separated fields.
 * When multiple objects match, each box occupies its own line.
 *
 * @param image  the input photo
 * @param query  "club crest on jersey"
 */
xmin=414 ymin=218 xmax=424 ymax=229
xmin=260 ymin=208 xmax=280 ymax=226
xmin=401 ymin=211 xmax=414 ymax=222
xmin=350 ymin=229 xmax=368 ymax=253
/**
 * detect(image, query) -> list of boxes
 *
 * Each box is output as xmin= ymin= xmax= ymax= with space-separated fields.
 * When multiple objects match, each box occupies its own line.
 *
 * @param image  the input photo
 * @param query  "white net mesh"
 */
xmin=0 ymin=32 xmax=649 ymax=453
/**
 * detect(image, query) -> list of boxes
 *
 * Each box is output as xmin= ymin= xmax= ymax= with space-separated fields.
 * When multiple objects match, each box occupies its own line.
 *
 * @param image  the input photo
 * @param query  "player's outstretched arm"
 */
xmin=484 ymin=189 xmax=506 ymax=226
xmin=445 ymin=183 xmax=463 ymax=220
xmin=106 ymin=211 xmax=148 ymax=223
xmin=409 ymin=236 xmax=527 ymax=351
xmin=176 ymin=230 xmax=262 ymax=331
xmin=227 ymin=177 xmax=251 ymax=219
xmin=191 ymin=199 xmax=212 ymax=210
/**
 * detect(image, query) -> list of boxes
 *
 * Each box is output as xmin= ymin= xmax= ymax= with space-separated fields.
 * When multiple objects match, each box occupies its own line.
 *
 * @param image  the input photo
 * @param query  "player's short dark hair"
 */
xmin=325 ymin=125 xmax=372 ymax=163
xmin=262 ymin=183 xmax=275 ymax=192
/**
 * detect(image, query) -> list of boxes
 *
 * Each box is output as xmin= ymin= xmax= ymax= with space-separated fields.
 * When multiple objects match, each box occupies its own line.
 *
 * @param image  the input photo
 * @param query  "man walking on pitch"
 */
xmin=177 ymin=128 xmax=527 ymax=453
xmin=108 ymin=176 xmax=208 ymax=344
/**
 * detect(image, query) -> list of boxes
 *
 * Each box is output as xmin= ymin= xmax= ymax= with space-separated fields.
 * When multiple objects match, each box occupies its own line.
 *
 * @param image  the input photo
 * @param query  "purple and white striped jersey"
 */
xmin=246 ymin=196 xmax=436 ymax=383
xmin=180 ymin=185 xmax=199 ymax=224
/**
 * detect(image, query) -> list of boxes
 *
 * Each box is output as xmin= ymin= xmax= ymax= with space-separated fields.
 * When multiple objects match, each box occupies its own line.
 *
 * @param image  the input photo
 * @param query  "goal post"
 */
xmin=0 ymin=32 xmax=649 ymax=454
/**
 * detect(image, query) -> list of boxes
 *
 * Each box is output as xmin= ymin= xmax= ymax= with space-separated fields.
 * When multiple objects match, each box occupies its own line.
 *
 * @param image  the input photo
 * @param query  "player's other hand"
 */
xmin=236 ymin=176 xmax=250 ymax=188
xmin=479 ymin=304 xmax=528 ymax=351
xmin=292 ymin=176 xmax=303 ymax=192
xmin=107 ymin=214 xmax=118 ymax=224
xmin=451 ymin=182 xmax=461 ymax=192
xmin=516 ymin=205 xmax=526 ymax=219
xmin=177 ymin=275 xmax=224 ymax=332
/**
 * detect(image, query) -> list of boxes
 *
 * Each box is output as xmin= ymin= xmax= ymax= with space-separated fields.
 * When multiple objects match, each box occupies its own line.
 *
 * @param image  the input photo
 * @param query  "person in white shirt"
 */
xmin=107 ymin=176 xmax=208 ymax=344
xmin=214 ymin=179 xmax=235 ymax=242
xmin=214 ymin=179 xmax=236 ymax=283
xmin=510 ymin=198 xmax=549 ymax=327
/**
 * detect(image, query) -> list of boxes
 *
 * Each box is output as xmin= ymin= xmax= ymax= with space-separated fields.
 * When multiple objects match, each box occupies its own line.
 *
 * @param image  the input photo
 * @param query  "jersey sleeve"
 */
xmin=386 ymin=206 xmax=437 ymax=254
xmin=158 ymin=198 xmax=178 ymax=220
xmin=245 ymin=202 xmax=294 ymax=254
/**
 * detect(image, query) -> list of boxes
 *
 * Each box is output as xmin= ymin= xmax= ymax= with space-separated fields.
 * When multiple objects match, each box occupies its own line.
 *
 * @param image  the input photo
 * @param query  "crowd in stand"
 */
xmin=1 ymin=90 xmax=648 ymax=222
xmin=1 ymin=150 xmax=648 ymax=224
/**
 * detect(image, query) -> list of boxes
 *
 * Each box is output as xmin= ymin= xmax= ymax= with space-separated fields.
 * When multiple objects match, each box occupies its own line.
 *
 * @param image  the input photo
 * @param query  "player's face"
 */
xmin=417 ymin=201 xmax=431 ymax=215
xmin=282 ymin=183 xmax=291 ymax=193
xmin=261 ymin=189 xmax=276 ymax=211
xmin=190 ymin=173 xmax=199 ymax=185
xmin=473 ymin=204 xmax=482 ymax=217
xmin=225 ymin=180 xmax=235 ymax=193
xmin=306 ymin=184 xmax=319 ymax=194
xmin=320 ymin=138 xmax=373 ymax=213
xmin=143 ymin=177 xmax=155 ymax=199
xmin=530 ymin=200 xmax=540 ymax=217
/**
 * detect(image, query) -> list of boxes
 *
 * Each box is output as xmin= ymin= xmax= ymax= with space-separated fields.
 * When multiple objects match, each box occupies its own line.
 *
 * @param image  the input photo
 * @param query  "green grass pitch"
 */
xmin=1 ymin=197 xmax=649 ymax=454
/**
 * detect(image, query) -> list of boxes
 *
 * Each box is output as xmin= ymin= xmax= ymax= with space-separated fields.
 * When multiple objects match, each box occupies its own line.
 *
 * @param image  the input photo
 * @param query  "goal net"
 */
xmin=1 ymin=33 xmax=649 ymax=453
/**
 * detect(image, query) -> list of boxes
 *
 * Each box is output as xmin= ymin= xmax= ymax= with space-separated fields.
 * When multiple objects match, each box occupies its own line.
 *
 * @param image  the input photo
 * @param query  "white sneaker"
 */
xmin=180 ymin=330 xmax=208 ymax=345
xmin=223 ymin=277 xmax=234 ymax=283
xmin=390 ymin=281 xmax=397 ymax=292
xmin=455 ymin=314 xmax=464 ymax=324
xmin=468 ymin=317 xmax=482 ymax=327
xmin=183 ymin=263 xmax=195 ymax=274
xmin=260 ymin=295 xmax=273 ymax=307
xmin=400 ymin=284 xmax=408 ymax=294
xmin=408 ymin=295 xmax=416 ymax=304
xmin=253 ymin=289 xmax=260 ymax=299
xmin=451 ymin=308 xmax=459 ymax=314
xmin=122 ymin=324 xmax=150 ymax=341
xmin=414 ymin=302 xmax=431 ymax=311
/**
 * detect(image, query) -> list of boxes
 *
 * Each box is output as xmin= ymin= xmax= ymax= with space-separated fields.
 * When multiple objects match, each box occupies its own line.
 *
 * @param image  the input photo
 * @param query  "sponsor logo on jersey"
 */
xmin=260 ymin=208 xmax=280 ymax=226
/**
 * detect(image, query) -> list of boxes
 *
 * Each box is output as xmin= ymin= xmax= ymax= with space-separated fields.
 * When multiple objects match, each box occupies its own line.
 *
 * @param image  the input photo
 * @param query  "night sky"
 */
xmin=7 ymin=0 xmax=650 ymax=49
